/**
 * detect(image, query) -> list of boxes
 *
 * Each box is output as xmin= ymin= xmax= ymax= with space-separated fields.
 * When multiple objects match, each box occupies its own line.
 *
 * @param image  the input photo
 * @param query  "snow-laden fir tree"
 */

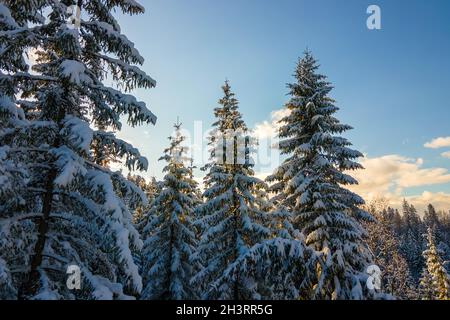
xmin=124 ymin=174 xmax=162 ymax=277
xmin=419 ymin=228 xmax=450 ymax=300
xmin=192 ymin=81 xmax=282 ymax=300
xmin=423 ymin=204 xmax=448 ymax=253
xmin=0 ymin=0 xmax=50 ymax=300
xmin=0 ymin=1 xmax=156 ymax=299
xmin=267 ymin=51 xmax=375 ymax=300
xmin=140 ymin=122 xmax=199 ymax=300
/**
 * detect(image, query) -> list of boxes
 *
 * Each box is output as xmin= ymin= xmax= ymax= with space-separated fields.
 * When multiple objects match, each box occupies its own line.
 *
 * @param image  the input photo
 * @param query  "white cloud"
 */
xmin=350 ymin=155 xmax=450 ymax=194
xmin=253 ymin=108 xmax=290 ymax=139
xmin=357 ymin=190 xmax=450 ymax=215
xmin=348 ymin=154 xmax=450 ymax=213
xmin=252 ymin=108 xmax=450 ymax=213
xmin=405 ymin=191 xmax=450 ymax=213
xmin=441 ymin=151 xmax=450 ymax=159
xmin=257 ymin=153 xmax=450 ymax=213
xmin=424 ymin=136 xmax=450 ymax=149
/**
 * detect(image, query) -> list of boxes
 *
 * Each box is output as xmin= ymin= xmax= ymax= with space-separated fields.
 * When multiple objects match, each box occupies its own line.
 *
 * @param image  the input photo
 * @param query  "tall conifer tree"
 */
xmin=0 ymin=1 xmax=156 ymax=299
xmin=193 ymin=81 xmax=276 ymax=299
xmin=267 ymin=51 xmax=374 ymax=299
xmin=419 ymin=228 xmax=450 ymax=300
xmin=141 ymin=122 xmax=199 ymax=300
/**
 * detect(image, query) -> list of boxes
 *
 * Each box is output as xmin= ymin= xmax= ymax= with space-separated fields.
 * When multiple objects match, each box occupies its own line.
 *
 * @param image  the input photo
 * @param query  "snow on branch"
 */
xmin=82 ymin=20 xmax=144 ymax=65
xmin=89 ymin=84 xmax=157 ymax=126
xmin=60 ymin=115 xmax=93 ymax=154
xmin=50 ymin=146 xmax=87 ymax=187
xmin=92 ymin=131 xmax=149 ymax=171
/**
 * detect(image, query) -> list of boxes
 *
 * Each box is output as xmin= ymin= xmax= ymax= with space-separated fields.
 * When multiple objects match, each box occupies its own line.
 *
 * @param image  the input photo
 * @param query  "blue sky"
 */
xmin=115 ymin=0 xmax=450 ymax=212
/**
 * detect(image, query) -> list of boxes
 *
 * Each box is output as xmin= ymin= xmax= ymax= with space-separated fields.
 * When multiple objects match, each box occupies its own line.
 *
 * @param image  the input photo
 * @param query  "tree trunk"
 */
xmin=19 ymin=166 xmax=58 ymax=299
xmin=19 ymin=98 xmax=66 ymax=299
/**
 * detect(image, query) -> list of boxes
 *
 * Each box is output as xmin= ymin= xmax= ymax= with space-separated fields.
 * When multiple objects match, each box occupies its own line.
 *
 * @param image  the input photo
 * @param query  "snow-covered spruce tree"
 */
xmin=364 ymin=205 xmax=417 ymax=299
xmin=140 ymin=122 xmax=199 ymax=300
xmin=423 ymin=204 xmax=447 ymax=251
xmin=267 ymin=51 xmax=376 ymax=300
xmin=0 ymin=0 xmax=53 ymax=299
xmin=0 ymin=1 xmax=157 ymax=299
xmin=192 ymin=81 xmax=282 ymax=300
xmin=419 ymin=228 xmax=450 ymax=300
xmin=213 ymin=233 xmax=315 ymax=300
xmin=124 ymin=174 xmax=161 ymax=277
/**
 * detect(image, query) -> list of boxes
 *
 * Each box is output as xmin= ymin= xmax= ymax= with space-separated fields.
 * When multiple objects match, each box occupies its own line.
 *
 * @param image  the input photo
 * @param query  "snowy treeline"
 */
xmin=0 ymin=1 xmax=449 ymax=301
xmin=363 ymin=199 xmax=450 ymax=299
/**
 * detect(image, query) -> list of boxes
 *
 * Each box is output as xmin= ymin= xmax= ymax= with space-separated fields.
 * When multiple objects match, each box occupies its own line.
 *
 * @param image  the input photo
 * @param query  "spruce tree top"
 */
xmin=213 ymin=80 xmax=247 ymax=132
xmin=268 ymin=50 xmax=367 ymax=224
xmin=141 ymin=121 xmax=199 ymax=300
xmin=267 ymin=50 xmax=374 ymax=299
